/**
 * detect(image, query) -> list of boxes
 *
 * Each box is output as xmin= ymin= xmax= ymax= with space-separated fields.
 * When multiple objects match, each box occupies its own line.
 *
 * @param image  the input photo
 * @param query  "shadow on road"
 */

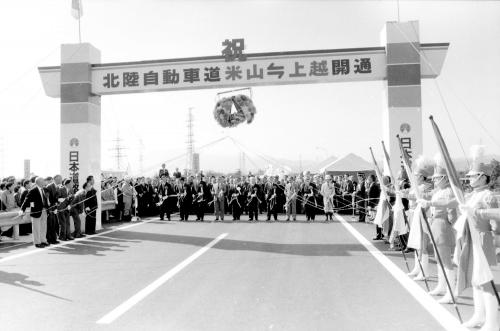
xmin=104 ymin=231 xmax=368 ymax=257
xmin=0 ymin=270 xmax=72 ymax=302
xmin=46 ymin=236 xmax=138 ymax=257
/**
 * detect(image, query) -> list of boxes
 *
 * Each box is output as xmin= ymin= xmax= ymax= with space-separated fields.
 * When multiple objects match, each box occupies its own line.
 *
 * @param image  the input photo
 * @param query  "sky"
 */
xmin=0 ymin=0 xmax=499 ymax=177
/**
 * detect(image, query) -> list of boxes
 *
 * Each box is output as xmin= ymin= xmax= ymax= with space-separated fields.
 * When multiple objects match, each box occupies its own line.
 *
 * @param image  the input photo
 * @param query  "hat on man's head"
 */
xmin=467 ymin=145 xmax=493 ymax=177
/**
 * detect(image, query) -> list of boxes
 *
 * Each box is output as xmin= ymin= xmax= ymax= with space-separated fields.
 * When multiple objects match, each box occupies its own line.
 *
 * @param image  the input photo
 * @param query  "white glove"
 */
xmin=459 ymin=204 xmax=474 ymax=216
xmin=417 ymin=199 xmax=430 ymax=208
xmin=85 ymin=207 xmax=90 ymax=212
xmin=67 ymin=206 xmax=71 ymax=211
xmin=58 ymin=198 xmax=65 ymax=203
xmin=18 ymin=210 xmax=24 ymax=216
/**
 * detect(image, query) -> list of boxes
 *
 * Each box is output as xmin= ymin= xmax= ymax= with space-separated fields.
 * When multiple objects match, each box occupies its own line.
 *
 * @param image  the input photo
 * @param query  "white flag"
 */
xmin=71 ymin=0 xmax=83 ymax=19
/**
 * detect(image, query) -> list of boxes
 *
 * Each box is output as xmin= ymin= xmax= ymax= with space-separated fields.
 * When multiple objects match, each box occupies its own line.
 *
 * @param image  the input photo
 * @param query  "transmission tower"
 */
xmin=110 ymin=132 xmax=127 ymax=171
xmin=186 ymin=107 xmax=194 ymax=175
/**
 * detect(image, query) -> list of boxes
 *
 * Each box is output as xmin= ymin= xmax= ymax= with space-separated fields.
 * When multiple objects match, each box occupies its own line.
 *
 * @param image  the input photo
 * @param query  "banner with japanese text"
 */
xmin=91 ymin=50 xmax=386 ymax=95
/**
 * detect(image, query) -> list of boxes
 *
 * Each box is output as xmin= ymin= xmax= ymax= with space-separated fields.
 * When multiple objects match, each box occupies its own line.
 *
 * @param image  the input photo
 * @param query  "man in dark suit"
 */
xmin=157 ymin=175 xmax=175 ymax=221
xmin=57 ymin=178 xmax=74 ymax=241
xmin=45 ymin=175 xmax=61 ymax=244
xmin=178 ymin=177 xmax=192 ymax=221
xmin=173 ymin=168 xmax=181 ymax=179
xmin=366 ymin=174 xmax=382 ymax=240
xmin=20 ymin=177 xmax=50 ymax=248
xmin=159 ymin=164 xmax=169 ymax=178
xmin=192 ymin=174 xmax=209 ymax=221
xmin=135 ymin=177 xmax=147 ymax=218
xmin=70 ymin=184 xmax=87 ymax=238
xmin=247 ymin=176 xmax=260 ymax=221
xmin=355 ymin=173 xmax=366 ymax=222
xmin=19 ymin=179 xmax=32 ymax=236
xmin=84 ymin=177 xmax=98 ymax=234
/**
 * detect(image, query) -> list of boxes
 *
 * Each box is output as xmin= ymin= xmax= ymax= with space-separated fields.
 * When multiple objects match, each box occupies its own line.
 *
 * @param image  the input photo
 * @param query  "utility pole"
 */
xmin=110 ymin=131 xmax=127 ymax=171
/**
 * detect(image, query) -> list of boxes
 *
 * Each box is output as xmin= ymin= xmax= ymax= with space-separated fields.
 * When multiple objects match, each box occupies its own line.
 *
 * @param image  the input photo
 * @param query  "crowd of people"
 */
xmin=0 ymin=175 xmax=98 ymax=247
xmin=99 ymin=164 xmax=378 ymax=224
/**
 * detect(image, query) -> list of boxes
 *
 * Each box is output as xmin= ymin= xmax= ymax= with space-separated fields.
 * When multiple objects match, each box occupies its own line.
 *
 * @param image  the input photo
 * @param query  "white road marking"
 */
xmin=335 ymin=214 xmax=468 ymax=331
xmin=96 ymin=232 xmax=228 ymax=324
xmin=0 ymin=219 xmax=160 ymax=264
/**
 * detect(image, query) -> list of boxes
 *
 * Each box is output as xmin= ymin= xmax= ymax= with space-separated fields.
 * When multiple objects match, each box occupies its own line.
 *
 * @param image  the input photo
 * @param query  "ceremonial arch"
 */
xmin=38 ymin=20 xmax=449 ymax=230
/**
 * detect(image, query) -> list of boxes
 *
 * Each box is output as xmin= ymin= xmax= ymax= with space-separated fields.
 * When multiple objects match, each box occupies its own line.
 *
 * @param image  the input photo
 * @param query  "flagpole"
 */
xmin=78 ymin=16 xmax=81 ymax=43
xmin=394 ymin=136 xmax=429 ymax=291
xmin=379 ymin=141 xmax=411 ymax=273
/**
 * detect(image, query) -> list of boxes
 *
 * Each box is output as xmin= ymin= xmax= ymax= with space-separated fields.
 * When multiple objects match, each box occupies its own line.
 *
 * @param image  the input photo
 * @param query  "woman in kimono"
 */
xmin=321 ymin=175 xmax=336 ymax=221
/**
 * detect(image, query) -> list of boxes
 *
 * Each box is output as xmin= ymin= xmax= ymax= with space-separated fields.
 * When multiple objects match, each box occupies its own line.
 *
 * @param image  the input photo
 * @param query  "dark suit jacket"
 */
xmin=71 ymin=190 xmax=86 ymax=215
xmin=45 ymin=182 xmax=59 ymax=207
xmin=84 ymin=188 xmax=98 ymax=218
xmin=159 ymin=169 xmax=169 ymax=178
xmin=21 ymin=186 xmax=49 ymax=218
xmin=367 ymin=182 xmax=381 ymax=208
xmin=57 ymin=185 xmax=73 ymax=210
xmin=20 ymin=189 xmax=29 ymax=206
xmin=355 ymin=182 xmax=366 ymax=199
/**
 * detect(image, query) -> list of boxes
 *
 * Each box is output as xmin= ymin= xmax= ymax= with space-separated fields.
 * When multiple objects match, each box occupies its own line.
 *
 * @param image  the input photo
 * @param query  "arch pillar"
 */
xmin=60 ymin=43 xmax=102 ymax=230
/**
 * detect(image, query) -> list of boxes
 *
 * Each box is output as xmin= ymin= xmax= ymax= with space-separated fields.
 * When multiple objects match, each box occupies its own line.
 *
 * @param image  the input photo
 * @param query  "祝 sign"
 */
xmin=222 ymin=38 xmax=246 ymax=62
xmin=92 ymin=49 xmax=385 ymax=95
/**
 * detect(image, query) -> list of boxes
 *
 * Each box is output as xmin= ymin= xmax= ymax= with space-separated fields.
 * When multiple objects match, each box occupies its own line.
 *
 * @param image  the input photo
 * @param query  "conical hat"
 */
xmin=413 ymin=155 xmax=434 ymax=178
xmin=467 ymin=145 xmax=492 ymax=176
xmin=432 ymin=153 xmax=447 ymax=178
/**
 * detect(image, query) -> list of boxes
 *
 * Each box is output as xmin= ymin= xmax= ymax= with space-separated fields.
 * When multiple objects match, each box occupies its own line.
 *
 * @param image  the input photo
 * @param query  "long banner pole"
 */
xmin=380 ymin=141 xmax=410 ymax=272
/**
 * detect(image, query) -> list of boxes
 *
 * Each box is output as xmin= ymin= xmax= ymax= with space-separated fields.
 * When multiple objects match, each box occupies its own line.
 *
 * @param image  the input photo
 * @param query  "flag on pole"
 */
xmin=381 ymin=141 xmax=407 ymax=235
xmin=71 ymin=0 xmax=83 ymax=19
xmin=397 ymin=137 xmax=428 ymax=249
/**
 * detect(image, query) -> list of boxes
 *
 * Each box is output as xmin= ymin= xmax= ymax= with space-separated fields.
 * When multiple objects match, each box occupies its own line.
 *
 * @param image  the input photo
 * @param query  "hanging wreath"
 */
xmin=213 ymin=94 xmax=256 ymax=128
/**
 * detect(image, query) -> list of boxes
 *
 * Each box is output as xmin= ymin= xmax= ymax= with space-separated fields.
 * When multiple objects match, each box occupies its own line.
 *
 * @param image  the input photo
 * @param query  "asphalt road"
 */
xmin=0 ymin=214 xmax=492 ymax=331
